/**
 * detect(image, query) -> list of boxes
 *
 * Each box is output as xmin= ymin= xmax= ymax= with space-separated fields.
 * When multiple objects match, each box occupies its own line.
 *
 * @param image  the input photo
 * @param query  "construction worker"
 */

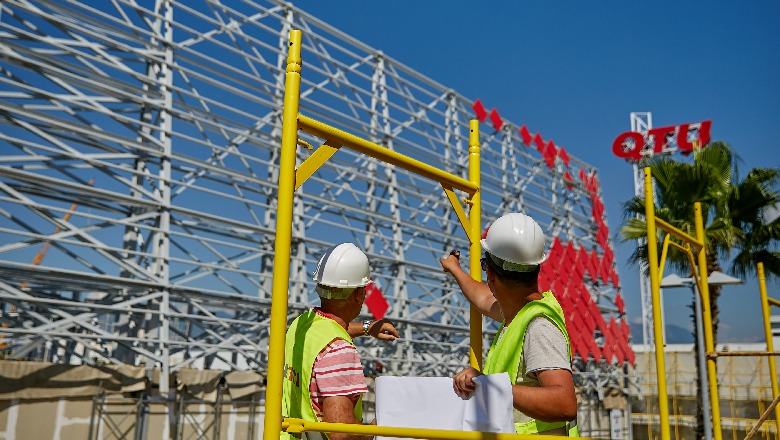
xmin=440 ymin=212 xmax=579 ymax=436
xmin=282 ymin=243 xmax=399 ymax=440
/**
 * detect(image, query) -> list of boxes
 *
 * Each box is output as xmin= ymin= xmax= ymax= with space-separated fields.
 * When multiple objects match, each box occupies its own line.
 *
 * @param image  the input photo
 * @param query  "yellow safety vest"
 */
xmin=281 ymin=310 xmax=362 ymax=439
xmin=483 ymin=291 xmax=579 ymax=437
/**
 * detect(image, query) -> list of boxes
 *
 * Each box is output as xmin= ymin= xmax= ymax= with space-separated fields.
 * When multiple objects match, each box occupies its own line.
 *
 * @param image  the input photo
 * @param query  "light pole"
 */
xmin=661 ymin=271 xmax=743 ymax=440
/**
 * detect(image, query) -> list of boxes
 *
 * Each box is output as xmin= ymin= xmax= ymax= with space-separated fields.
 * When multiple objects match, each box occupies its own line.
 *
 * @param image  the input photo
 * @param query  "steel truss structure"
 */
xmin=0 ymin=0 xmax=635 ymax=435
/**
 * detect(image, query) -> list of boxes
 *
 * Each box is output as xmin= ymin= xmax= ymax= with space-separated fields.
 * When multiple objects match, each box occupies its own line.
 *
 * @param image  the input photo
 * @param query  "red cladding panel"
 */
xmin=589 ymin=250 xmax=600 ymax=281
xmin=564 ymin=242 xmax=577 ymax=267
xmin=615 ymin=293 xmax=625 ymax=314
xmin=569 ymin=317 xmax=589 ymax=361
xmin=559 ymin=294 xmax=573 ymax=314
xmin=581 ymin=304 xmax=596 ymax=332
xmin=472 ymin=99 xmax=488 ymax=122
xmin=610 ymin=270 xmax=620 ymax=287
xmin=592 ymin=198 xmax=604 ymax=218
xmin=621 ymin=317 xmax=631 ymax=339
xmin=585 ymin=332 xmax=602 ymax=361
xmin=519 ymin=124 xmax=533 ymax=145
xmin=564 ymin=171 xmax=574 ymax=189
xmin=538 ymin=276 xmax=551 ymax=293
xmin=549 ymin=238 xmax=563 ymax=264
xmin=553 ymin=279 xmax=566 ymax=298
xmin=544 ymin=152 xmax=555 ymax=168
xmin=599 ymin=260 xmax=610 ymax=284
xmin=489 ymin=108 xmax=503 ymax=131
xmin=625 ymin=346 xmax=636 ymax=366
xmin=590 ymin=175 xmax=600 ymax=193
xmin=534 ymin=133 xmax=545 ymax=151
xmin=364 ymin=284 xmax=389 ymax=320
xmin=574 ymin=258 xmax=586 ymax=279
xmin=604 ymin=246 xmax=614 ymax=264
xmin=558 ymin=147 xmax=571 ymax=167
xmin=601 ymin=339 xmax=613 ymax=364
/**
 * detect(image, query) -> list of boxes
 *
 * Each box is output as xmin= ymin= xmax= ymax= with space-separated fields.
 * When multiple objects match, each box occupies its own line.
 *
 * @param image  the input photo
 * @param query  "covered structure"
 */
xmin=0 ymin=1 xmax=631 ymax=438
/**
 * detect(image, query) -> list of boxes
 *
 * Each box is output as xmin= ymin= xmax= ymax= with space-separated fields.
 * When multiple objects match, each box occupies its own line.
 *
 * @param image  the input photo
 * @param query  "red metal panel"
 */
xmin=601 ymin=337 xmax=613 ymax=364
xmin=588 ymin=249 xmax=600 ymax=282
xmin=568 ymin=315 xmax=590 ymax=361
xmin=365 ymin=283 xmax=390 ymax=320
xmin=489 ymin=108 xmax=503 ymax=131
xmin=614 ymin=293 xmax=625 ymax=314
xmin=610 ymin=269 xmax=620 ymax=288
xmin=534 ymin=132 xmax=545 ymax=152
xmin=472 ymin=99 xmax=487 ymax=122
xmin=621 ymin=317 xmax=631 ymax=339
xmin=543 ymin=141 xmax=557 ymax=168
xmin=519 ymin=124 xmax=532 ymax=145
xmin=558 ymin=147 xmax=570 ymax=167
xmin=564 ymin=171 xmax=574 ymax=189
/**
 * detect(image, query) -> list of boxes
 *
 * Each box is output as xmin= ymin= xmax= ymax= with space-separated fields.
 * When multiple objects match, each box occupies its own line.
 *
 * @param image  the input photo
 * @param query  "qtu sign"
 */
xmin=612 ymin=120 xmax=712 ymax=161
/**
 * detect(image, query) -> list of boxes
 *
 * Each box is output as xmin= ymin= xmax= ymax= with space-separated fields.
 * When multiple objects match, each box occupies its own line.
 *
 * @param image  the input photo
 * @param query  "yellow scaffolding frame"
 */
xmin=644 ymin=166 xmax=780 ymax=440
xmin=262 ymin=29 xmax=569 ymax=440
xmin=755 ymin=262 xmax=780 ymax=439
xmin=643 ymin=166 xmax=718 ymax=440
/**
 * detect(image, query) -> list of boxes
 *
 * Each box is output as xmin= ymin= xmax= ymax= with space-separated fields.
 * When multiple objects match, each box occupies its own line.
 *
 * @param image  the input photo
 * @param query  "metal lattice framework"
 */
xmin=0 ymin=0 xmax=633 ymax=423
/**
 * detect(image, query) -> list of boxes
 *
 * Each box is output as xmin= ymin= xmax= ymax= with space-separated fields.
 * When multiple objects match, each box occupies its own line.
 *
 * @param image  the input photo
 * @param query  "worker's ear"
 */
xmin=353 ymin=286 xmax=365 ymax=303
xmin=485 ymin=266 xmax=501 ymax=287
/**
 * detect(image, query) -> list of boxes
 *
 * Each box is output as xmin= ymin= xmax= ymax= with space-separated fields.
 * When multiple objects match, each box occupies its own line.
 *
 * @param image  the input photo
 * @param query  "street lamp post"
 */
xmin=661 ymin=271 xmax=743 ymax=440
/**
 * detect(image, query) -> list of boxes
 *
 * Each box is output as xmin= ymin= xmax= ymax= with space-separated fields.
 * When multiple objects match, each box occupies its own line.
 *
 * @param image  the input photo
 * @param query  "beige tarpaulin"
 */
xmin=0 ymin=360 xmax=146 ymax=400
xmin=0 ymin=361 xmax=265 ymax=401
xmin=224 ymin=370 xmax=264 ymax=400
xmin=175 ymin=368 xmax=223 ymax=402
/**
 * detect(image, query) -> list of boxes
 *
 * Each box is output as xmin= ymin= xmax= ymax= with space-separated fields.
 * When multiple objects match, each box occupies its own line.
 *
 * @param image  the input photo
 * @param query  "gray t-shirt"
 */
xmin=521 ymin=316 xmax=571 ymax=382
xmin=504 ymin=316 xmax=571 ymax=428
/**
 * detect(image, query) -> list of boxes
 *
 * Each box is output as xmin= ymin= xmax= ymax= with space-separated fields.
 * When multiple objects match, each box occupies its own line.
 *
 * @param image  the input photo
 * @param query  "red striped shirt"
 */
xmin=309 ymin=310 xmax=367 ymax=419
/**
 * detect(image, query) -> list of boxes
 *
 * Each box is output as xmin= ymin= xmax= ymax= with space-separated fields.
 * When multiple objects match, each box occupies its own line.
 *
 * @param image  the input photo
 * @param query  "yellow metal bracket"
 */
xmin=442 ymin=185 xmax=472 ymax=237
xmin=295 ymin=139 xmax=341 ymax=191
xmin=297 ymin=138 xmax=314 ymax=150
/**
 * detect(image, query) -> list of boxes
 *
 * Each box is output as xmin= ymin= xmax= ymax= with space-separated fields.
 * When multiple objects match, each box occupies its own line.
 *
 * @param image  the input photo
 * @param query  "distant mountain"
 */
xmin=629 ymin=322 xmax=694 ymax=345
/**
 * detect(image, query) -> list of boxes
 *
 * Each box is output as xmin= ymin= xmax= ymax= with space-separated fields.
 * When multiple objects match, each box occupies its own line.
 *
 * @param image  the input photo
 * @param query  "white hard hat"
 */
xmin=480 ymin=212 xmax=547 ymax=272
xmin=313 ymin=243 xmax=372 ymax=299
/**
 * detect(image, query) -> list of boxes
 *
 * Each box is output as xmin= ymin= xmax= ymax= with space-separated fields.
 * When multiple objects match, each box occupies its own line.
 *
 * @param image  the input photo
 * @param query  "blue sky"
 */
xmin=296 ymin=1 xmax=780 ymax=343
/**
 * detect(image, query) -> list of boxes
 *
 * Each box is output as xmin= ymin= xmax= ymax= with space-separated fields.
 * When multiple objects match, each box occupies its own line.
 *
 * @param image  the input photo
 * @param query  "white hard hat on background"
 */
xmin=313 ymin=243 xmax=372 ymax=299
xmin=481 ymin=212 xmax=547 ymax=272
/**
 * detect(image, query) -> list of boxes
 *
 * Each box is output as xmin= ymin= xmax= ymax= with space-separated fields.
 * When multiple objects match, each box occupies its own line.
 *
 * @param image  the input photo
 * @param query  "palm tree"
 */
xmin=620 ymin=141 xmax=780 ymax=440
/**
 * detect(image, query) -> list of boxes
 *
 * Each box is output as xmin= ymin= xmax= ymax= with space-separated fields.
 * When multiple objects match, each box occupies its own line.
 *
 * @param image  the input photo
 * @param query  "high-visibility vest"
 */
xmin=281 ymin=310 xmax=362 ymax=439
xmin=483 ymin=291 xmax=580 ymax=437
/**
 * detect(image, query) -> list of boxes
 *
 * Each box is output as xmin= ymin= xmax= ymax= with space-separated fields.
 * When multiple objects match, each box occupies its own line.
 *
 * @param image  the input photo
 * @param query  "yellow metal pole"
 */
xmin=758 ymin=262 xmax=780 ymax=437
xmin=468 ymin=119 xmax=482 ymax=370
xmin=643 ymin=166 xmax=671 ymax=440
xmin=283 ymin=417 xmax=574 ymax=439
xmin=694 ymin=202 xmax=722 ymax=440
xmin=262 ymin=29 xmax=302 ymax=440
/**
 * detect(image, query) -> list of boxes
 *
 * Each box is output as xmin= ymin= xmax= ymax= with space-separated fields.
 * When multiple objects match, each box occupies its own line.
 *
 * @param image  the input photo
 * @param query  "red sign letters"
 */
xmin=612 ymin=120 xmax=712 ymax=161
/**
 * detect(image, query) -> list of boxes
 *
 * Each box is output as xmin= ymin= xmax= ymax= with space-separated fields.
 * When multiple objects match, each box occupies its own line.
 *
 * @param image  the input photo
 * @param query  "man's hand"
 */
xmin=368 ymin=318 xmax=399 ymax=341
xmin=453 ymin=367 xmax=483 ymax=398
xmin=439 ymin=250 xmax=462 ymax=274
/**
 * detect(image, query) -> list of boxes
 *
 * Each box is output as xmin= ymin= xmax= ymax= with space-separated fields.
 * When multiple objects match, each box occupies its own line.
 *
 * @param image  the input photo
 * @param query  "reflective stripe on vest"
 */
xmin=483 ymin=291 xmax=579 ymax=437
xmin=281 ymin=310 xmax=362 ymax=439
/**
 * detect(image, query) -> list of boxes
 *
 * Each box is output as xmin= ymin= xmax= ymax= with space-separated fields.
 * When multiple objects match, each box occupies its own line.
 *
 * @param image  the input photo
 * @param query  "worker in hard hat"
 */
xmin=440 ymin=213 xmax=579 ymax=436
xmin=282 ymin=243 xmax=399 ymax=440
